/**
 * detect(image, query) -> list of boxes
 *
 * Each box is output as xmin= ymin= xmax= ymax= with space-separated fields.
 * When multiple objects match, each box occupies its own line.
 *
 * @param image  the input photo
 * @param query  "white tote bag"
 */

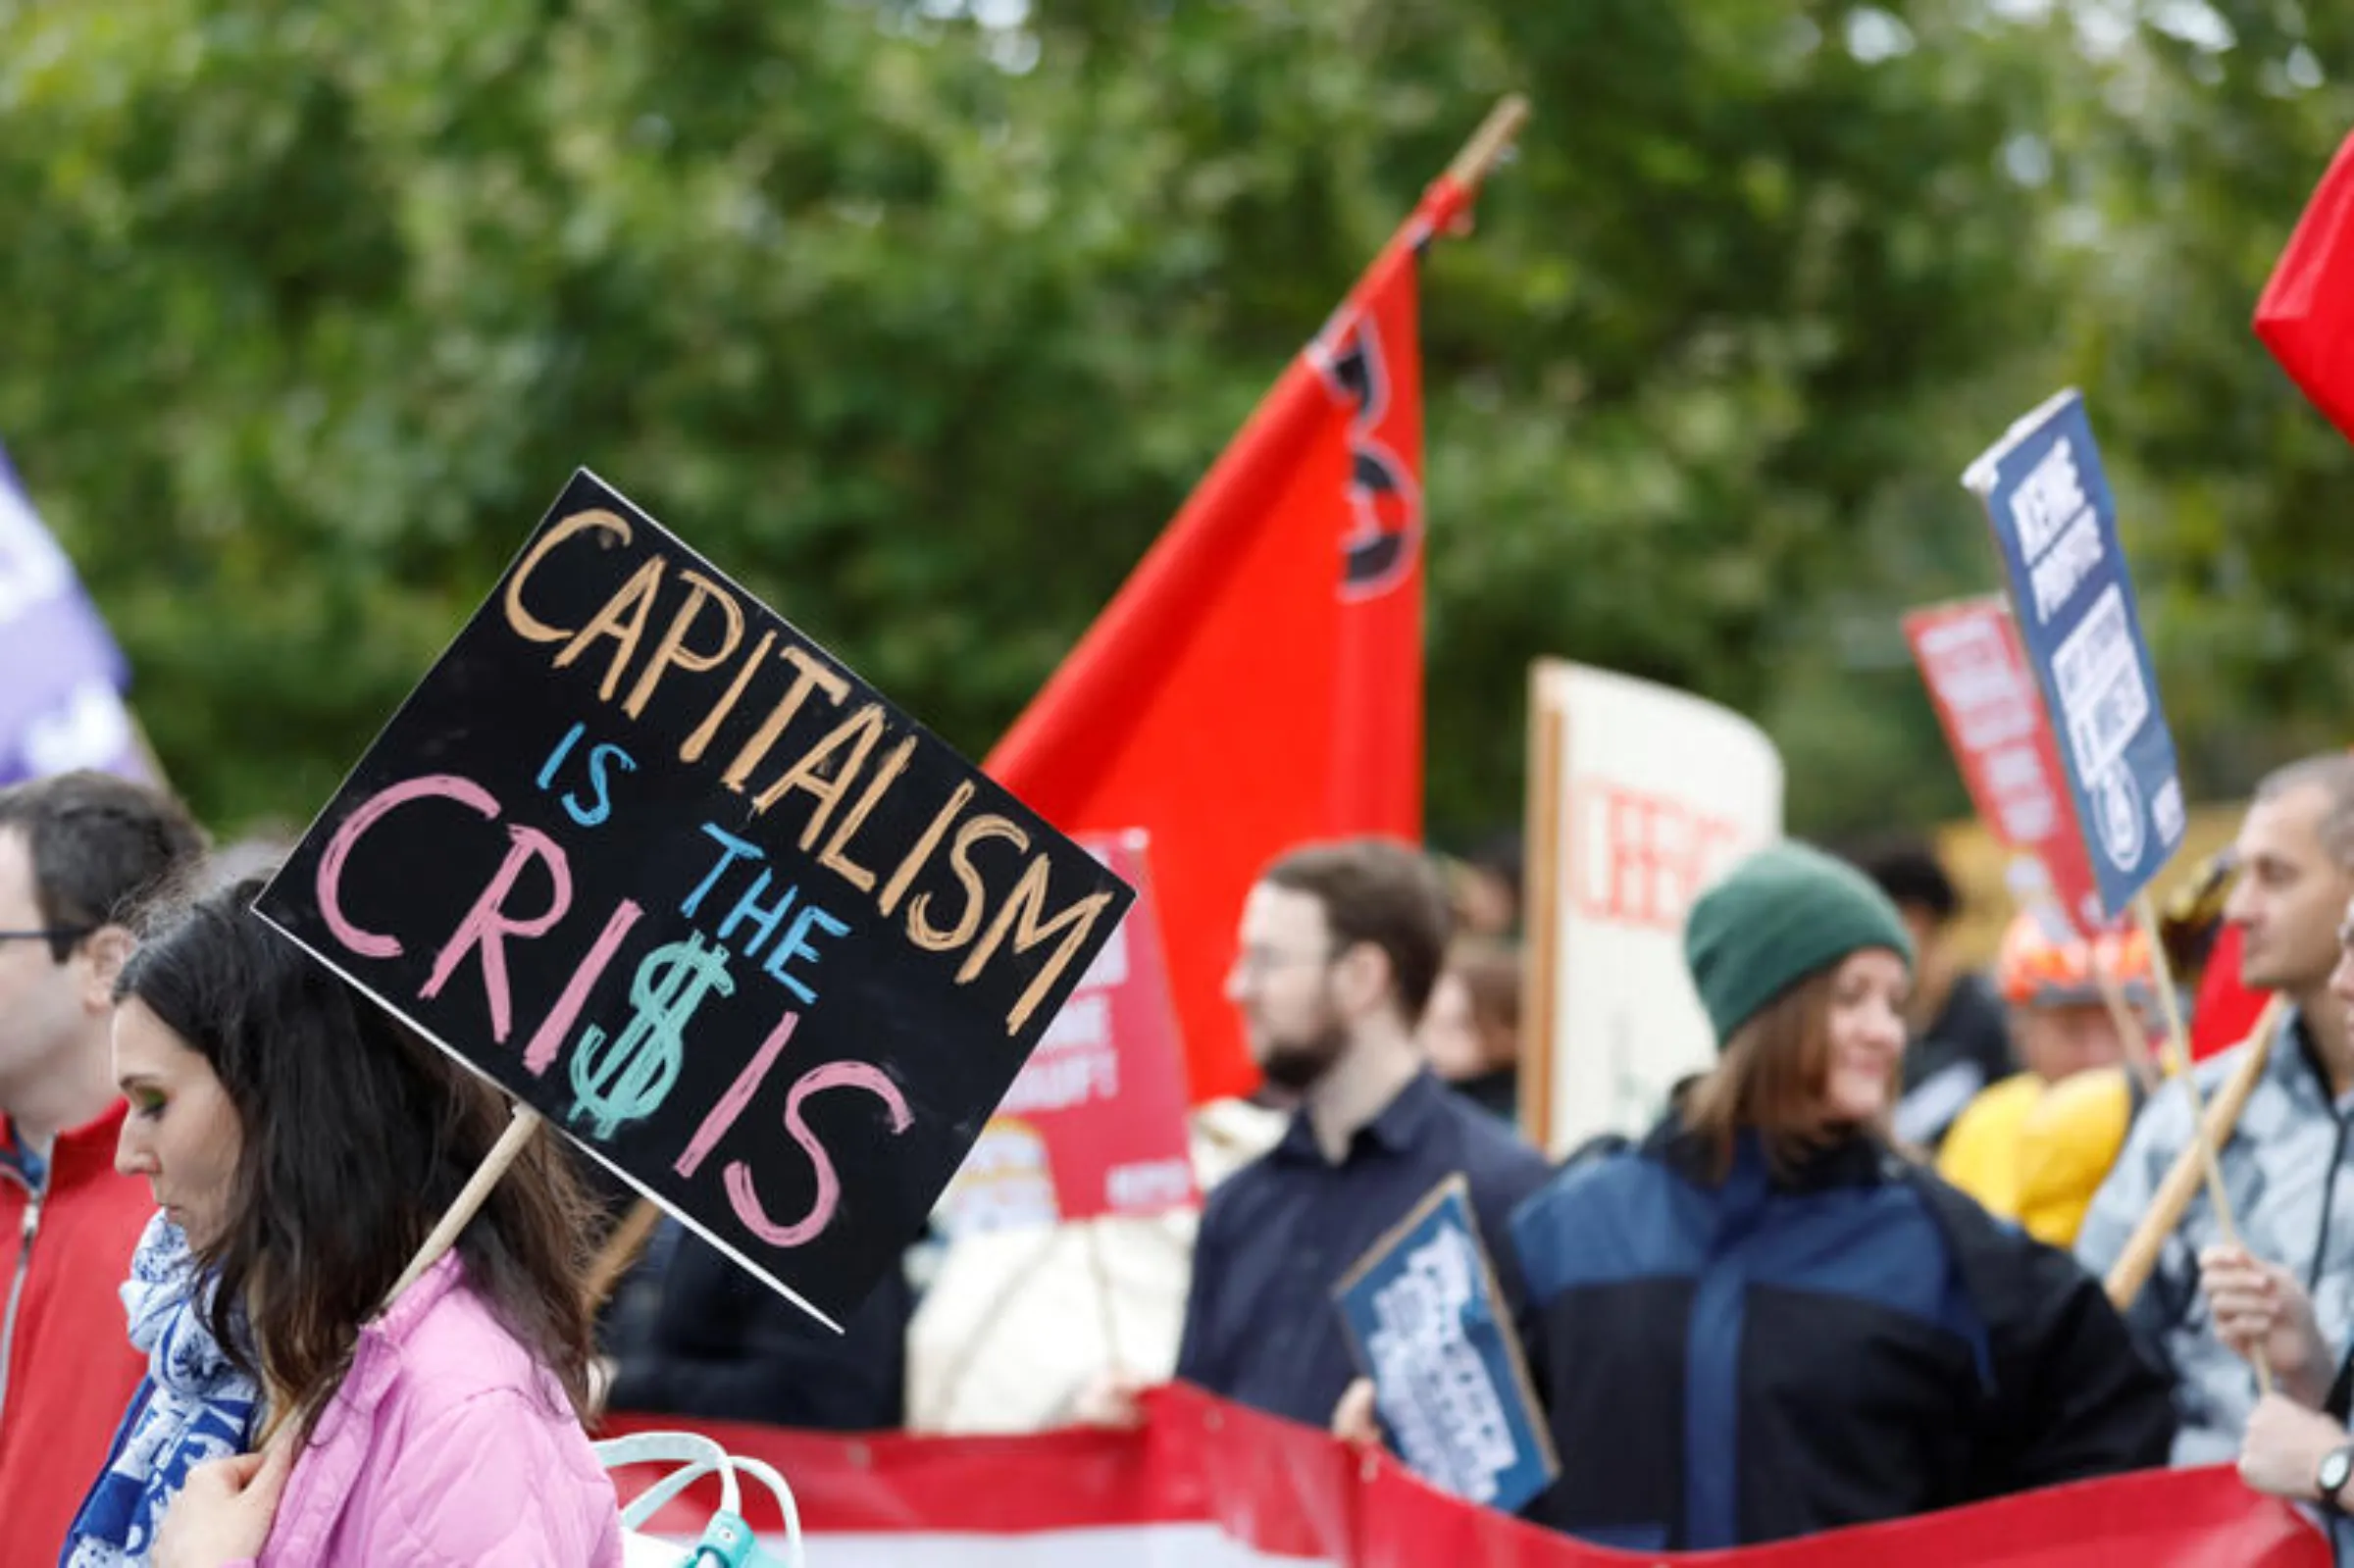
xmin=595 ymin=1430 xmax=805 ymax=1568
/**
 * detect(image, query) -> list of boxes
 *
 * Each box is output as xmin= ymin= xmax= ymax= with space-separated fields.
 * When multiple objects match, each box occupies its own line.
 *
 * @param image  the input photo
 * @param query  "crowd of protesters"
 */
xmin=5 ymin=756 xmax=2354 ymax=1564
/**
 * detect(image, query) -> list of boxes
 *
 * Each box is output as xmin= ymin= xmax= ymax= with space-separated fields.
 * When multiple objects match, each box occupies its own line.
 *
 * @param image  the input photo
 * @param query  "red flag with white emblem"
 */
xmin=985 ymin=161 xmax=1493 ymax=1103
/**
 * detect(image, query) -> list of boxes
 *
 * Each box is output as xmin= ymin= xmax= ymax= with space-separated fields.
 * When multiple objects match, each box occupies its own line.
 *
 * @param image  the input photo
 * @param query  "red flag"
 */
xmin=2189 ymin=923 xmax=2271 ymax=1062
xmin=2257 ymin=128 xmax=2354 ymax=443
xmin=985 ymin=177 xmax=1472 ymax=1104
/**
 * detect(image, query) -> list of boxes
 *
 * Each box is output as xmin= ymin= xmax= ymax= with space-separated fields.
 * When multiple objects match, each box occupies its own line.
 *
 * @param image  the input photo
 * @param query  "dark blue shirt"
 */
xmin=1 ymin=1120 xmax=43 ymax=1191
xmin=1175 ymin=1068 xmax=1551 ymax=1429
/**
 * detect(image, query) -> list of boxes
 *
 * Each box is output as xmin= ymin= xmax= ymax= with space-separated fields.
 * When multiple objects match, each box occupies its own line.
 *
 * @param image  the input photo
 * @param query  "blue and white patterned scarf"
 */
xmin=60 ymin=1212 xmax=263 ymax=1568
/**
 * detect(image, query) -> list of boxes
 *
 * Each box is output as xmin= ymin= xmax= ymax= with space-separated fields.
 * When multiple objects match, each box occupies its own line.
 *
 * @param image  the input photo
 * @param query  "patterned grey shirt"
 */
xmin=2075 ymin=1010 xmax=2354 ymax=1467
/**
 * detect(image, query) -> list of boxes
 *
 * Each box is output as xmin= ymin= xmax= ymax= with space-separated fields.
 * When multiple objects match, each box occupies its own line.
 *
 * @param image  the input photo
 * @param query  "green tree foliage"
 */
xmin=2043 ymin=2 xmax=2354 ymax=795
xmin=0 ymin=1 xmax=2344 ymax=847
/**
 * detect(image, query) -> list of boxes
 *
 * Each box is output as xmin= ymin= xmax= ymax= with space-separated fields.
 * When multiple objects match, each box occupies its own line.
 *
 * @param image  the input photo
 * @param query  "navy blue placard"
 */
xmin=1331 ymin=1176 xmax=1558 ymax=1513
xmin=1964 ymin=389 xmax=2185 ymax=919
xmin=254 ymin=470 xmax=1133 ymax=1331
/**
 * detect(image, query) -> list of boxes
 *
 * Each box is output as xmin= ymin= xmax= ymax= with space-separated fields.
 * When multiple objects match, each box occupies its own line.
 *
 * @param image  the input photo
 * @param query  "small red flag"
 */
xmin=985 ymin=177 xmax=1472 ymax=1104
xmin=2257 ymin=128 xmax=2354 ymax=443
xmin=2188 ymin=923 xmax=2271 ymax=1063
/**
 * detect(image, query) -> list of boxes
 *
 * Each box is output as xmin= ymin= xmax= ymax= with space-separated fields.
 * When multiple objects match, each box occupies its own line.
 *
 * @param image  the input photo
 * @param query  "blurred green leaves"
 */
xmin=0 ymin=0 xmax=2347 ymax=846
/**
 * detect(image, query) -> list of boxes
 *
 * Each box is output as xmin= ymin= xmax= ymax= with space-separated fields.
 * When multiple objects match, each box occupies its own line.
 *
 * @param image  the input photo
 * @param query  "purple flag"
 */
xmin=0 ymin=443 xmax=146 ymax=785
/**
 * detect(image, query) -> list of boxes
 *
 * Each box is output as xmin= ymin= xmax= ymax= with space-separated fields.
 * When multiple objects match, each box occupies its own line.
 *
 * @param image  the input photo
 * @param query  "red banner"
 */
xmin=1903 ymin=595 xmax=2104 ymax=935
xmin=607 ymin=1383 xmax=2325 ymax=1566
xmin=940 ymin=832 xmax=1198 ymax=1231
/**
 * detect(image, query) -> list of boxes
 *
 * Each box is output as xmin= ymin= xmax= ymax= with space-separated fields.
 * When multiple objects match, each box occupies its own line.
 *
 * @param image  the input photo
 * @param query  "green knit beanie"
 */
xmin=1684 ymin=842 xmax=1916 ymax=1045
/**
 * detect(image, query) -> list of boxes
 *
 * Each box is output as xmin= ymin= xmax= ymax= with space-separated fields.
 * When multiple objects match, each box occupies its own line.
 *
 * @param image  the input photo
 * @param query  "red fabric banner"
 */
xmin=607 ymin=1383 xmax=2327 ymax=1566
xmin=983 ymin=182 xmax=1467 ymax=1104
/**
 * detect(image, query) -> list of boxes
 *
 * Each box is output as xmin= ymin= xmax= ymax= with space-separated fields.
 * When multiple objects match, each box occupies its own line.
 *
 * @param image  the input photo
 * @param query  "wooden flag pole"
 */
xmin=1445 ymin=94 xmax=1532 ymax=195
xmin=384 ymin=1104 xmax=545 ymax=1310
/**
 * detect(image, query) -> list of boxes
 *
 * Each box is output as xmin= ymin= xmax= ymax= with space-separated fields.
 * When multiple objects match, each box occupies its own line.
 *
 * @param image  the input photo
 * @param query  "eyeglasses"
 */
xmin=0 ymin=927 xmax=94 ymax=945
xmin=1229 ymin=946 xmax=1336 ymax=982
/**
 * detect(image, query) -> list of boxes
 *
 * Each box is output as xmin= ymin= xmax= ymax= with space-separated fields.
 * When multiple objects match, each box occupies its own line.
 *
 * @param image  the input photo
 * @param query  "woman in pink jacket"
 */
xmin=59 ymin=877 xmax=623 ymax=1568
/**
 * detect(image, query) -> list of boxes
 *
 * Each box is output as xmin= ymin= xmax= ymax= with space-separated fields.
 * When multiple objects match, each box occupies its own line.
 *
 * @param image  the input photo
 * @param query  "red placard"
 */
xmin=938 ymin=832 xmax=1199 ymax=1232
xmin=1904 ymin=596 xmax=2104 ymax=936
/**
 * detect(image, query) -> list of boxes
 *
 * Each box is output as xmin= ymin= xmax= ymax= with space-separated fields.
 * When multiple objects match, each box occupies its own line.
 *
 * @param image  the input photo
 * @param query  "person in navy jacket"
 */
xmin=1510 ymin=842 xmax=2174 ymax=1551
xmin=1174 ymin=836 xmax=1550 ymax=1430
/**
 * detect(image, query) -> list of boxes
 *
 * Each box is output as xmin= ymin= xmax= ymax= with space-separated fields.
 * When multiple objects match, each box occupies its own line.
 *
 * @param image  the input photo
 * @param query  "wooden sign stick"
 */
xmin=2104 ymin=993 xmax=2281 ymax=1340
xmin=2131 ymin=891 xmax=2271 ymax=1392
xmin=255 ymin=1105 xmax=548 ymax=1449
xmin=1516 ymin=677 xmax=1566 ymax=1152
xmin=2092 ymin=962 xmax=2163 ymax=1097
xmin=585 ymin=1197 xmax=665 ymax=1311
xmin=2101 ymin=998 xmax=2277 ymax=1306
xmin=2133 ymin=895 xmax=2253 ymax=1238
xmin=384 ymin=1103 xmax=545 ymax=1310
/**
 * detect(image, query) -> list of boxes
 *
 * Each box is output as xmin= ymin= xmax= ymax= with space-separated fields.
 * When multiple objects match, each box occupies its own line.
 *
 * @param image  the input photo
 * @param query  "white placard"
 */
xmin=1521 ymin=661 xmax=1784 ymax=1157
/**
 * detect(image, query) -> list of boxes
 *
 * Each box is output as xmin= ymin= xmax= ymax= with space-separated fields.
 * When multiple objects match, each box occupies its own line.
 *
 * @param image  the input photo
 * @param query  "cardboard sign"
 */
xmin=1902 ymin=595 xmax=2104 ymax=936
xmin=1521 ymin=661 xmax=1783 ymax=1157
xmin=254 ymin=472 xmax=1134 ymax=1330
xmin=1331 ymin=1176 xmax=1558 ymax=1514
xmin=937 ymin=831 xmax=1197 ymax=1235
xmin=1964 ymin=390 xmax=2185 ymax=918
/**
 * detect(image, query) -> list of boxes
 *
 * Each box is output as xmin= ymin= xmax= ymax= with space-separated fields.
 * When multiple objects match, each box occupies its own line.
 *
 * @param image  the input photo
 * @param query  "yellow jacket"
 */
xmin=1935 ymin=1073 xmax=2044 ymax=1220
xmin=1935 ymin=1068 xmax=2135 ymax=1247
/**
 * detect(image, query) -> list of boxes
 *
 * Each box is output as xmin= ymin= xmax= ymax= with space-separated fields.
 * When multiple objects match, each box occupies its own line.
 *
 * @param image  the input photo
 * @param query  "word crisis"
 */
xmin=313 ymin=769 xmax=909 ymax=1257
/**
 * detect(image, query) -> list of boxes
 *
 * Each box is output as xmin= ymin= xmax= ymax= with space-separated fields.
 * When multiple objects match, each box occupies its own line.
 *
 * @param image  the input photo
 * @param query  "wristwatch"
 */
xmin=2317 ymin=1442 xmax=2354 ymax=1513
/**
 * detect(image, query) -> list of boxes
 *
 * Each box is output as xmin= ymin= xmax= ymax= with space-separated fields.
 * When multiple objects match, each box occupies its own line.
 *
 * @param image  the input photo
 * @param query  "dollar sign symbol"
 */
xmin=569 ymin=931 xmax=736 ymax=1141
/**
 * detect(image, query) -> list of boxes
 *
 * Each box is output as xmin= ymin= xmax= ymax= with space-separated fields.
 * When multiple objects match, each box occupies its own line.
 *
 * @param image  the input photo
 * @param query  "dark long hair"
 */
xmin=115 ymin=877 xmax=596 ymax=1436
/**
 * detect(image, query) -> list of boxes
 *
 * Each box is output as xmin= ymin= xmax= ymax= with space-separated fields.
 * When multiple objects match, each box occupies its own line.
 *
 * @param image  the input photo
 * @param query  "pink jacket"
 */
xmin=235 ymin=1251 xmax=622 ymax=1567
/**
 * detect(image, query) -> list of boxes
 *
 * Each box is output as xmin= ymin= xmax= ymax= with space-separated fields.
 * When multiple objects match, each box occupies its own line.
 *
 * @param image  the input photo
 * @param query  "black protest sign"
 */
xmin=254 ymin=471 xmax=1134 ymax=1329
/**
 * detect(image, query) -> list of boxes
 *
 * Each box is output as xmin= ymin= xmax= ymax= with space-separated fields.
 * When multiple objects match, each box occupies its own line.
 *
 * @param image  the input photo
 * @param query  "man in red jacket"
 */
xmin=0 ymin=771 xmax=204 ymax=1568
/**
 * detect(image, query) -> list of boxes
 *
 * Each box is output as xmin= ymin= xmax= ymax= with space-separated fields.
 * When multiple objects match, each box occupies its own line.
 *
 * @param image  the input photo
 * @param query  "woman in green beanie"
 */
xmin=1506 ymin=842 xmax=2174 ymax=1551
